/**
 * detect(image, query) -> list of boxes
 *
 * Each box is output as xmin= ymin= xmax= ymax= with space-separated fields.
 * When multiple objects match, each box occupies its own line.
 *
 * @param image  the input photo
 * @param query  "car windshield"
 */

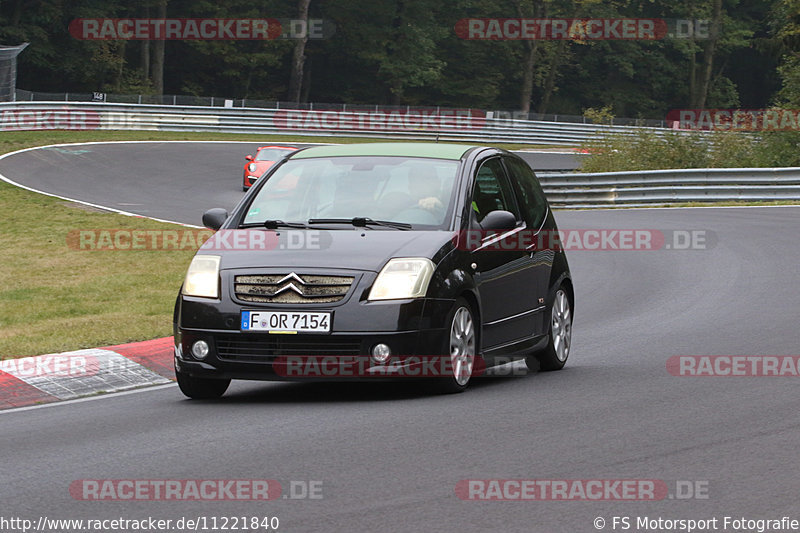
xmin=255 ymin=148 xmax=294 ymax=162
xmin=242 ymin=156 xmax=460 ymax=229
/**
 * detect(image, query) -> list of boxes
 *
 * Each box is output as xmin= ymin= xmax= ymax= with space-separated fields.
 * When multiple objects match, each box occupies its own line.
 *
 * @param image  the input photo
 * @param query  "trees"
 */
xmin=287 ymin=0 xmax=311 ymax=103
xmin=0 ymin=0 xmax=789 ymax=116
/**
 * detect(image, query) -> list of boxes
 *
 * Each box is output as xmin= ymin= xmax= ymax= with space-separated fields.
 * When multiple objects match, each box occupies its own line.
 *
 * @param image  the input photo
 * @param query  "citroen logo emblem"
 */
xmin=274 ymin=272 xmax=306 ymax=296
xmin=274 ymin=282 xmax=304 ymax=296
xmin=276 ymin=272 xmax=305 ymax=285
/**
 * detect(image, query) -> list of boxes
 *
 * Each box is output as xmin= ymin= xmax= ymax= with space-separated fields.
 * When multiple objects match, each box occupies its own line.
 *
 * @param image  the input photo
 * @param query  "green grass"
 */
xmin=0 ymin=181 xmax=197 ymax=357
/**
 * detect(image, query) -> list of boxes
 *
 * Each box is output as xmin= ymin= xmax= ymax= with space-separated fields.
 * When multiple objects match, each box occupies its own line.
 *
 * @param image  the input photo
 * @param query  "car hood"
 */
xmin=200 ymin=229 xmax=457 ymax=272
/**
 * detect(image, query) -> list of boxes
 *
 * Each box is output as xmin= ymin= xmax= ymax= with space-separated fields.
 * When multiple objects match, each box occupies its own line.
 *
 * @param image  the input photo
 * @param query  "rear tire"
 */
xmin=436 ymin=298 xmax=477 ymax=393
xmin=526 ymin=287 xmax=572 ymax=372
xmin=176 ymin=372 xmax=230 ymax=399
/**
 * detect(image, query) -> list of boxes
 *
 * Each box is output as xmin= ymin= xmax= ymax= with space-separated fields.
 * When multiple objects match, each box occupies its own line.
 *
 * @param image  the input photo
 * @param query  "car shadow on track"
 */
xmin=182 ymin=362 xmax=557 ymax=404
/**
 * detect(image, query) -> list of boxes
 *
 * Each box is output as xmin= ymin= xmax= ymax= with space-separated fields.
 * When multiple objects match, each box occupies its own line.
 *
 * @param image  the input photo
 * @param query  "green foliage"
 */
xmin=772 ymin=1 xmax=800 ymax=106
xmin=776 ymin=54 xmax=800 ymax=106
xmin=583 ymin=105 xmax=615 ymax=125
xmin=580 ymin=128 xmax=800 ymax=172
xmin=751 ymin=130 xmax=800 ymax=166
xmin=580 ymin=130 xmax=713 ymax=172
xmin=0 ymin=0 xmax=787 ymax=113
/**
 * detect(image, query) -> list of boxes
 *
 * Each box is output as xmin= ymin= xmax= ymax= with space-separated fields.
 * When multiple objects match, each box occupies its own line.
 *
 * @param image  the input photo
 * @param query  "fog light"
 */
xmin=191 ymin=340 xmax=209 ymax=360
xmin=371 ymin=343 xmax=391 ymax=364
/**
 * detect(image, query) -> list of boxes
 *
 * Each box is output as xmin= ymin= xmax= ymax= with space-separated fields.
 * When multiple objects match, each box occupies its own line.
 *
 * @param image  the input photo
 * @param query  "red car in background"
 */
xmin=242 ymin=145 xmax=298 ymax=190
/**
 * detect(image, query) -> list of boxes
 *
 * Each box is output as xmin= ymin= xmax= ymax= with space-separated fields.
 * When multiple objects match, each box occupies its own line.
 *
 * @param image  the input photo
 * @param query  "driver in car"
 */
xmin=409 ymin=169 xmax=444 ymax=213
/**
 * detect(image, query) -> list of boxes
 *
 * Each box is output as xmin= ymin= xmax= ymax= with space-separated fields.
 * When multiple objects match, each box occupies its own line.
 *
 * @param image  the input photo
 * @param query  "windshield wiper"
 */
xmin=239 ymin=220 xmax=309 ymax=229
xmin=307 ymin=217 xmax=412 ymax=230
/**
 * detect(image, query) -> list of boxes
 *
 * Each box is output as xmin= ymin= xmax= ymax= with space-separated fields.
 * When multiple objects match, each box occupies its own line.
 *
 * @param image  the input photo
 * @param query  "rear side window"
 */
xmin=504 ymin=157 xmax=548 ymax=228
xmin=471 ymin=158 xmax=520 ymax=223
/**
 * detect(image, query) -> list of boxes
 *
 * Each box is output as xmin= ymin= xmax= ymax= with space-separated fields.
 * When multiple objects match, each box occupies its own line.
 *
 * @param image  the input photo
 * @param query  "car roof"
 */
xmin=291 ymin=142 xmax=477 ymax=161
xmin=257 ymin=145 xmax=298 ymax=151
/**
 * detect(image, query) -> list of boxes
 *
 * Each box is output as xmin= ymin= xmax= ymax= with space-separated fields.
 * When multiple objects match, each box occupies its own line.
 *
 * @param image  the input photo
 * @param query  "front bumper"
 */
xmin=175 ymin=297 xmax=455 ymax=381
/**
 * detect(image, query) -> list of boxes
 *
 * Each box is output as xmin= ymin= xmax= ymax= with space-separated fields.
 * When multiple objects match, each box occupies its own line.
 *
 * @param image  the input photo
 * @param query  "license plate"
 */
xmin=241 ymin=311 xmax=331 ymax=333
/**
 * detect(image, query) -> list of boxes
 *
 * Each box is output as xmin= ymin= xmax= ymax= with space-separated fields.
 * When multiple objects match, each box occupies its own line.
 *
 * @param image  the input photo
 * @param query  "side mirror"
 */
xmin=480 ymin=210 xmax=517 ymax=231
xmin=202 ymin=208 xmax=229 ymax=231
xmin=245 ymin=155 xmax=254 ymax=161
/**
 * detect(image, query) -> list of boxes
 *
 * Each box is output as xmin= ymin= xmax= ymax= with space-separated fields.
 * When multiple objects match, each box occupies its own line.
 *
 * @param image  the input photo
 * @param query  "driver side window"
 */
xmin=471 ymin=158 xmax=519 ymax=224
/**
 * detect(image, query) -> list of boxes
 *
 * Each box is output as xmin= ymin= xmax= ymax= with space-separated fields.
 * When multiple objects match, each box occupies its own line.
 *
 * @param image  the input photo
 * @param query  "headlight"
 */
xmin=368 ymin=258 xmax=435 ymax=301
xmin=182 ymin=255 xmax=221 ymax=298
xmin=248 ymin=163 xmax=257 ymax=172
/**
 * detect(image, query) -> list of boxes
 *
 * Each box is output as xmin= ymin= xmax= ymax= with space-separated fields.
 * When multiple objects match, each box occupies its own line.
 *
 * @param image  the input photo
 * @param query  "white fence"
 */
xmin=0 ymin=101 xmax=667 ymax=146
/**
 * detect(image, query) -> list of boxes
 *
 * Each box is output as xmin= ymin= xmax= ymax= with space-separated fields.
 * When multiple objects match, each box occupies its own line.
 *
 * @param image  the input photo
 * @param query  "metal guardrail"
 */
xmin=0 ymin=101 xmax=669 ymax=146
xmin=13 ymin=88 xmax=670 ymax=128
xmin=537 ymin=168 xmax=800 ymax=207
xmin=2 ymin=101 xmax=795 ymax=208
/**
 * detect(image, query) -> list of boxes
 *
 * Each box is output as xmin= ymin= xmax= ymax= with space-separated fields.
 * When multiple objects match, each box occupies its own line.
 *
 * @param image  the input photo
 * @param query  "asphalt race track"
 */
xmin=0 ymin=142 xmax=579 ymax=226
xmin=1 ymin=142 xmax=800 ymax=533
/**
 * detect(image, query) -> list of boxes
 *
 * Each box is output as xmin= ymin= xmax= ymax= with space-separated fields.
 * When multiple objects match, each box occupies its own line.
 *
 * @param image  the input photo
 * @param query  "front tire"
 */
xmin=526 ymin=287 xmax=572 ymax=372
xmin=437 ymin=298 xmax=477 ymax=393
xmin=176 ymin=372 xmax=230 ymax=399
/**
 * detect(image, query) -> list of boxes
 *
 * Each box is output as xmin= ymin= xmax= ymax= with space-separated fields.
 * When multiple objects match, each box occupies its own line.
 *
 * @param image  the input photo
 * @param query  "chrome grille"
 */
xmin=234 ymin=273 xmax=354 ymax=304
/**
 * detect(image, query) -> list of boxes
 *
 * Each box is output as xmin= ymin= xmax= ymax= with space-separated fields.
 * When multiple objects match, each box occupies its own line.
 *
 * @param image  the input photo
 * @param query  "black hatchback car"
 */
xmin=174 ymin=143 xmax=573 ymax=397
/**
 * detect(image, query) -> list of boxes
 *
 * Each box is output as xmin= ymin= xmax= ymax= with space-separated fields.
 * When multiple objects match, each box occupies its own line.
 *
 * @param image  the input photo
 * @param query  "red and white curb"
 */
xmin=0 ymin=337 xmax=174 ymax=410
